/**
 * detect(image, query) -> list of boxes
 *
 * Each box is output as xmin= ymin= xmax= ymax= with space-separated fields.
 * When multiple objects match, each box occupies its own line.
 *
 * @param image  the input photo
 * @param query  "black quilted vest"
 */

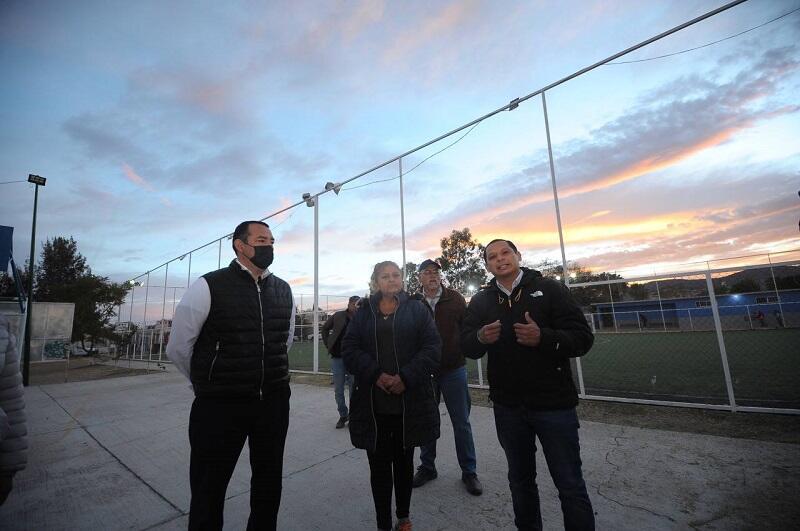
xmin=190 ymin=260 xmax=293 ymax=399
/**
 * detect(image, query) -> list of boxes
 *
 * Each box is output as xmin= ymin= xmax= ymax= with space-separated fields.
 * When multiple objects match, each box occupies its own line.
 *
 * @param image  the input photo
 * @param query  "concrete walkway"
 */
xmin=1 ymin=369 xmax=798 ymax=530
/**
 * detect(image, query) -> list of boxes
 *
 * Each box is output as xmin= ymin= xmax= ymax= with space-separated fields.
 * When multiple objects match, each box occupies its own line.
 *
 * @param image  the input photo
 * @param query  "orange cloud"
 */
xmin=411 ymin=123 xmax=753 ymax=248
xmin=288 ymin=276 xmax=312 ymax=287
xmin=383 ymin=0 xmax=478 ymax=63
xmin=123 ymin=163 xmax=154 ymax=191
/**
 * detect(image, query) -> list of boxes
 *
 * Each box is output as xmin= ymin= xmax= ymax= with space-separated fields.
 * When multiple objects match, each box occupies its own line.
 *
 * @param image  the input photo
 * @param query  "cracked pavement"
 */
xmin=1 ymin=369 xmax=797 ymax=530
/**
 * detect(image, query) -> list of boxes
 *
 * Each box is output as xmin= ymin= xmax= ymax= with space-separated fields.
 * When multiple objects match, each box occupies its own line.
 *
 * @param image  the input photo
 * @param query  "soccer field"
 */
xmin=289 ymin=328 xmax=800 ymax=409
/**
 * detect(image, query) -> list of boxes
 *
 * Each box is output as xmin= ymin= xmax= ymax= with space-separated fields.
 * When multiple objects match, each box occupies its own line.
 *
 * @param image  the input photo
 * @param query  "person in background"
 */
xmin=322 ymin=295 xmax=360 ymax=428
xmin=411 ymin=259 xmax=482 ymax=496
xmin=167 ymin=220 xmax=295 ymax=531
xmin=0 ymin=314 xmax=27 ymax=506
xmin=461 ymin=239 xmax=595 ymax=531
xmin=342 ymin=261 xmax=441 ymax=531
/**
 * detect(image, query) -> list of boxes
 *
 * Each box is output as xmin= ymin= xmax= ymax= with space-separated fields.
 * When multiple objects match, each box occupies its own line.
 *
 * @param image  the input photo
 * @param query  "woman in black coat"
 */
xmin=342 ymin=260 xmax=441 ymax=531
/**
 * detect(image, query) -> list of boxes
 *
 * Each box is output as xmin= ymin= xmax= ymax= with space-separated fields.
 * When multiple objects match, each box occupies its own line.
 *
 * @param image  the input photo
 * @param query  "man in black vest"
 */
xmin=167 ymin=220 xmax=295 ymax=531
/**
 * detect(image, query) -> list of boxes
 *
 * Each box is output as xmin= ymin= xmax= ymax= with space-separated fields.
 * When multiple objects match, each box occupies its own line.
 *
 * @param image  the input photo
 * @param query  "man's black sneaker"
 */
xmin=335 ymin=416 xmax=348 ymax=429
xmin=462 ymin=473 xmax=483 ymax=496
xmin=411 ymin=467 xmax=437 ymax=488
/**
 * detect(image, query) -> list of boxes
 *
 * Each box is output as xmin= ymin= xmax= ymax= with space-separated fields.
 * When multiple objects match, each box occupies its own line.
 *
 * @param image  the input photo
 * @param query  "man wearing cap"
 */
xmin=461 ymin=239 xmax=595 ymax=530
xmin=321 ymin=295 xmax=359 ymax=429
xmin=412 ymin=259 xmax=482 ymax=496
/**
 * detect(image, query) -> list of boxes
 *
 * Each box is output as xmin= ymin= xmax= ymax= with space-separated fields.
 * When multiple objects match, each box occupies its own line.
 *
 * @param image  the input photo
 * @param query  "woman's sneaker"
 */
xmin=394 ymin=518 xmax=412 ymax=530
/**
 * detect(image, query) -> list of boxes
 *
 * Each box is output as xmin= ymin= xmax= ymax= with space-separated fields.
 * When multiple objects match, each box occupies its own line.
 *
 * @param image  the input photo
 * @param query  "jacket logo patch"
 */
xmin=530 ymin=291 xmax=544 ymax=298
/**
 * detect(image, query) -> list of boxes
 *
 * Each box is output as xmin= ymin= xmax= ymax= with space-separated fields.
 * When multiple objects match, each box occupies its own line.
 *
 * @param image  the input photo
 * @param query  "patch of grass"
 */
xmin=290 ymin=328 xmax=800 ymax=408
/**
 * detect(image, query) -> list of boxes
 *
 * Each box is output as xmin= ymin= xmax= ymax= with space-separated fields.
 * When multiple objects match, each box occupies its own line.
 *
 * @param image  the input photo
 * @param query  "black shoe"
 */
xmin=412 ymin=467 xmax=437 ymax=488
xmin=462 ymin=473 xmax=483 ymax=496
xmin=335 ymin=416 xmax=348 ymax=429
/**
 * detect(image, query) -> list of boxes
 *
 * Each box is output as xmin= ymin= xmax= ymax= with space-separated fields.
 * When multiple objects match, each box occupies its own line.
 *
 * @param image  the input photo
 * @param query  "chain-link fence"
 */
xmin=108 ymin=3 xmax=798 ymax=414
xmin=572 ymin=261 xmax=800 ymax=412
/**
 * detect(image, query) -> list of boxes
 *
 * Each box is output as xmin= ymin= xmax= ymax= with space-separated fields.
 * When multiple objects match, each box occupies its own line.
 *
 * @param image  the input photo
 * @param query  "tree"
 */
xmin=404 ymin=262 xmax=420 ymax=294
xmin=437 ymin=228 xmax=486 ymax=293
xmin=0 ymin=260 xmax=29 ymax=298
xmin=729 ymin=278 xmax=761 ymax=294
xmin=65 ymin=274 xmax=129 ymax=353
xmin=35 ymin=236 xmax=89 ymax=301
xmin=111 ymin=322 xmax=139 ymax=359
xmin=10 ymin=236 xmax=131 ymax=353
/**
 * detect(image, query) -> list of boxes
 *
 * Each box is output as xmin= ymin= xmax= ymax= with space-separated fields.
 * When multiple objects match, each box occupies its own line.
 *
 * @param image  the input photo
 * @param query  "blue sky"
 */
xmin=1 ymin=0 xmax=799 ymax=311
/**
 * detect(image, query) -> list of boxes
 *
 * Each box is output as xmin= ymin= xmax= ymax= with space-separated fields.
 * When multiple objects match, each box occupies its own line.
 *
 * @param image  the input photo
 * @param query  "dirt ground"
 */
xmin=290 ymin=373 xmax=800 ymax=444
xmin=29 ymin=357 xmax=159 ymax=385
xmin=26 ymin=366 xmax=800 ymax=444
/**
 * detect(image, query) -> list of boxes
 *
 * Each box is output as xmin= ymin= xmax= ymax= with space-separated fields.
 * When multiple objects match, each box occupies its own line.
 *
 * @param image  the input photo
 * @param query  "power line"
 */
xmin=343 ymin=121 xmax=483 ymax=191
xmin=607 ymin=6 xmax=799 ymax=65
xmin=0 ymin=180 xmax=27 ymax=185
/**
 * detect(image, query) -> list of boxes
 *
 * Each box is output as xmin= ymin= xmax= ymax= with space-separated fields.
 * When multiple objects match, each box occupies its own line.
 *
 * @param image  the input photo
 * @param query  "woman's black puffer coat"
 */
xmin=342 ymin=291 xmax=441 ymax=451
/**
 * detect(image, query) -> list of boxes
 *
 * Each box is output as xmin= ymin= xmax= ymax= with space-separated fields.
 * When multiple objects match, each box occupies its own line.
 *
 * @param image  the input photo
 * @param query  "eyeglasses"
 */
xmin=420 ymin=269 xmax=440 ymax=276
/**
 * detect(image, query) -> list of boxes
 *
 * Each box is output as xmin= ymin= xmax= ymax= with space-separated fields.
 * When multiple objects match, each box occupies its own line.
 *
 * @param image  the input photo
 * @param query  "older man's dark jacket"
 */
xmin=418 ymin=285 xmax=467 ymax=374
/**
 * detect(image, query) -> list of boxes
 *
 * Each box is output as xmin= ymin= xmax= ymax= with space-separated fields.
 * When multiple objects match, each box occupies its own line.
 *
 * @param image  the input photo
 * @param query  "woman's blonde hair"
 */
xmin=369 ymin=260 xmax=402 ymax=294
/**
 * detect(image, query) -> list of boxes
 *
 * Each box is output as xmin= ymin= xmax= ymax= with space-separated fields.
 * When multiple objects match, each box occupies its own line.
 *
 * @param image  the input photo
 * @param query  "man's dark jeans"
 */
xmin=188 ymin=387 xmax=290 ymax=531
xmin=419 ymin=365 xmax=477 ymax=475
xmin=493 ymin=403 xmax=594 ymax=531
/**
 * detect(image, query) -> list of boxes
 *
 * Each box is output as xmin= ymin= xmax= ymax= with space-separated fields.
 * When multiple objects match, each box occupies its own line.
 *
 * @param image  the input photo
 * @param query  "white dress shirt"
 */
xmin=166 ymin=260 xmax=296 ymax=381
xmin=496 ymin=269 xmax=524 ymax=296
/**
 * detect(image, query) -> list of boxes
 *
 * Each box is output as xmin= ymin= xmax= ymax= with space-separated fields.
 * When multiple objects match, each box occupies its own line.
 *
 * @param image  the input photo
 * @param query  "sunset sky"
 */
xmin=1 ymin=0 xmax=798 ymax=315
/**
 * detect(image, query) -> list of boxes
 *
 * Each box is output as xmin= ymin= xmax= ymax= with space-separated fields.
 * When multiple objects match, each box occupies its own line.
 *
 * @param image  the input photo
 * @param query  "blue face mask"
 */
xmin=242 ymin=241 xmax=274 ymax=269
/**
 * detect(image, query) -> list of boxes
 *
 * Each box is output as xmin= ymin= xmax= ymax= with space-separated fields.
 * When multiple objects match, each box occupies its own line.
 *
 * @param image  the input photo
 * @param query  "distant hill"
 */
xmin=635 ymin=265 xmax=800 ymax=299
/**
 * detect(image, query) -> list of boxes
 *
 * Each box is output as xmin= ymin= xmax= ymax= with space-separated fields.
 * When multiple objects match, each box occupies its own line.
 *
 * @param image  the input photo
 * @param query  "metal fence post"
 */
xmin=608 ymin=283 xmax=618 ymax=332
xmin=542 ymin=91 xmax=570 ymax=285
xmin=399 ymin=158 xmax=407 ymax=280
xmin=187 ymin=252 xmax=193 ymax=288
xmin=127 ymin=283 xmax=136 ymax=364
xmin=654 ymin=279 xmax=667 ymax=331
xmin=313 ymin=197 xmax=319 ymax=373
xmin=159 ymin=264 xmax=169 ymax=362
xmin=575 ymin=357 xmax=586 ymax=396
xmin=768 ymin=254 xmax=785 ymax=323
xmin=141 ymin=272 xmax=150 ymax=363
xmin=705 ymin=271 xmax=736 ymax=412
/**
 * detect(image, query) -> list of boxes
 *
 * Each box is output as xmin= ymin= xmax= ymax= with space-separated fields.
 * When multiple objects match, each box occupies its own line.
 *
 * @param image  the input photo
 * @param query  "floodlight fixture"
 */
xmin=302 ymin=192 xmax=315 ymax=207
xmin=324 ymin=181 xmax=342 ymax=195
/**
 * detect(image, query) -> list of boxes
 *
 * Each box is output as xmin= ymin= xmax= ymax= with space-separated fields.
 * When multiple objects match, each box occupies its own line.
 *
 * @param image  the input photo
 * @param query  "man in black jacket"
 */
xmin=321 ymin=295 xmax=359 ymax=428
xmin=167 ymin=220 xmax=295 ymax=531
xmin=461 ymin=239 xmax=594 ymax=531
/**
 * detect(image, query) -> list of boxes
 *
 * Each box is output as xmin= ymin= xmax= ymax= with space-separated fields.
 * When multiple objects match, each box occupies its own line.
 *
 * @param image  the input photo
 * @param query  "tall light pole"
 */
xmin=22 ymin=174 xmax=46 ymax=386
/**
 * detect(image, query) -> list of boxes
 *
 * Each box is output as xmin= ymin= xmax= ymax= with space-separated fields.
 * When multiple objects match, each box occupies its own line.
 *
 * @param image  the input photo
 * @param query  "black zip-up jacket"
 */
xmin=461 ymin=268 xmax=593 ymax=410
xmin=190 ymin=260 xmax=294 ymax=399
xmin=341 ymin=291 xmax=441 ymax=451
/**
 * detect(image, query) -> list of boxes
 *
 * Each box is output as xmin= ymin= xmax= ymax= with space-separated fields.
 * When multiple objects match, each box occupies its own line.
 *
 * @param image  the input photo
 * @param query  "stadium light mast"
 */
xmin=22 ymin=173 xmax=46 ymax=386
